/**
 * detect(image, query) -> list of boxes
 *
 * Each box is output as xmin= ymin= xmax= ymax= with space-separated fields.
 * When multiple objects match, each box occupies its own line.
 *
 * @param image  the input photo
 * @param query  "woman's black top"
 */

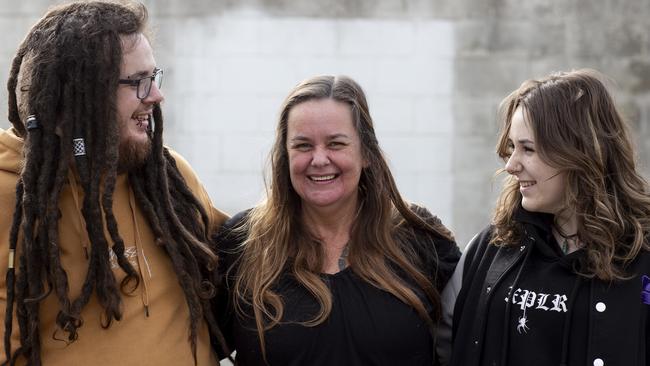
xmin=213 ymin=209 xmax=461 ymax=366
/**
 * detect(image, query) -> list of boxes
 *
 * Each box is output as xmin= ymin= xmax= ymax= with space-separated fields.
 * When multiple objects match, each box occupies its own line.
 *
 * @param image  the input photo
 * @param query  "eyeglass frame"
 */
xmin=118 ymin=68 xmax=164 ymax=100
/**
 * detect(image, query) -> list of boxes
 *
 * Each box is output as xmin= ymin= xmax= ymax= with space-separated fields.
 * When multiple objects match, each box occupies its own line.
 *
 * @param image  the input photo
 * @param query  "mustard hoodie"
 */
xmin=0 ymin=127 xmax=228 ymax=365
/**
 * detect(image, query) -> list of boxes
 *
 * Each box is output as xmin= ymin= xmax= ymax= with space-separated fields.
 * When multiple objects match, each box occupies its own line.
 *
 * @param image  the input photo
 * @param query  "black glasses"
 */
xmin=118 ymin=68 xmax=163 ymax=100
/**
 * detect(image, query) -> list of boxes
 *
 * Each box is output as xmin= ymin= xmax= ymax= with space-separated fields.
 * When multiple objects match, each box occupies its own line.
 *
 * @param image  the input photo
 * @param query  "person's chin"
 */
xmin=132 ymin=130 xmax=150 ymax=144
xmin=521 ymin=199 xmax=536 ymax=212
xmin=118 ymin=138 xmax=152 ymax=172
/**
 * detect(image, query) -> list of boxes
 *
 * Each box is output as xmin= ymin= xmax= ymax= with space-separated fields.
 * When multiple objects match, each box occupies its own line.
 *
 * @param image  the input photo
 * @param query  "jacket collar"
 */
xmin=514 ymin=204 xmax=569 ymax=259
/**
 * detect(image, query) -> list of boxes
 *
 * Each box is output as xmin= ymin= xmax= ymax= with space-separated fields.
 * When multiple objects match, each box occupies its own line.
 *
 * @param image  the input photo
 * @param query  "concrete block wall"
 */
xmin=154 ymin=14 xmax=455 ymax=229
xmin=1 ymin=0 xmax=649 ymax=249
xmin=448 ymin=0 xmax=650 ymax=246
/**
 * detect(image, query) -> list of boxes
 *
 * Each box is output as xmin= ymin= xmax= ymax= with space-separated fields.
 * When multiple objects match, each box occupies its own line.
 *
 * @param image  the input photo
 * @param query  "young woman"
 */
xmin=443 ymin=69 xmax=650 ymax=366
xmin=214 ymin=75 xmax=460 ymax=365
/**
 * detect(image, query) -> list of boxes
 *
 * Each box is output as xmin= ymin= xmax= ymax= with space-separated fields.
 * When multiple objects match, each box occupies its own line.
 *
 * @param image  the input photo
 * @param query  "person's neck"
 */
xmin=301 ymin=199 xmax=358 ymax=249
xmin=552 ymin=211 xmax=581 ymax=254
xmin=554 ymin=212 xmax=578 ymax=236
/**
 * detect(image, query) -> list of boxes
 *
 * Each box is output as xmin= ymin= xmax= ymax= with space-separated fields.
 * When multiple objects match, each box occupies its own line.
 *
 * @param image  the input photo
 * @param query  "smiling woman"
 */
xmin=441 ymin=69 xmax=650 ymax=366
xmin=286 ymin=99 xmax=365 ymax=229
xmin=503 ymin=107 xmax=565 ymax=216
xmin=213 ymin=75 xmax=461 ymax=365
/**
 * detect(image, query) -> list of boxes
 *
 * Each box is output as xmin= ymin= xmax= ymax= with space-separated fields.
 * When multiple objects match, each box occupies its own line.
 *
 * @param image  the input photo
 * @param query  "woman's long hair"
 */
xmin=493 ymin=69 xmax=650 ymax=280
xmin=231 ymin=75 xmax=454 ymax=357
xmin=3 ymin=2 xmax=225 ymax=364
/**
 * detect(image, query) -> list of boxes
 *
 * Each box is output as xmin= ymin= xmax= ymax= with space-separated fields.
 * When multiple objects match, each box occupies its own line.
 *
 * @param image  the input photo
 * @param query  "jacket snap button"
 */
xmin=593 ymin=358 xmax=604 ymax=366
xmin=486 ymin=286 xmax=491 ymax=293
xmin=595 ymin=302 xmax=606 ymax=312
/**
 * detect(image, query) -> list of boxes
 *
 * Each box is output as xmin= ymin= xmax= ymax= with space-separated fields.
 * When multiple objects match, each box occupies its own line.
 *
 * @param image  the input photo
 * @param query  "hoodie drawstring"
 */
xmin=67 ymin=171 xmax=152 ymax=317
xmin=128 ymin=186 xmax=152 ymax=317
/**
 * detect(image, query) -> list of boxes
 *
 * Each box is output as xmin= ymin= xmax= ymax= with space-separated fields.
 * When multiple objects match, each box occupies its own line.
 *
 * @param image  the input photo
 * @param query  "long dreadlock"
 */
xmin=3 ymin=2 xmax=227 ymax=364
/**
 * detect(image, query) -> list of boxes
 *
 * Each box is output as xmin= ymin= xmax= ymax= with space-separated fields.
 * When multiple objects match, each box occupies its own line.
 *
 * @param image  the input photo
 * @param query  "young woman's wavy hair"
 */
xmin=493 ymin=69 xmax=650 ymax=280
xmin=3 ymin=1 xmax=226 ymax=364
xmin=232 ymin=75 xmax=454 ymax=357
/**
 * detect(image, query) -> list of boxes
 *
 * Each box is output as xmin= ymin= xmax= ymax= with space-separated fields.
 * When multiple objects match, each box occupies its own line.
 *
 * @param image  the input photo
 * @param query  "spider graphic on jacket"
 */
xmin=517 ymin=315 xmax=530 ymax=334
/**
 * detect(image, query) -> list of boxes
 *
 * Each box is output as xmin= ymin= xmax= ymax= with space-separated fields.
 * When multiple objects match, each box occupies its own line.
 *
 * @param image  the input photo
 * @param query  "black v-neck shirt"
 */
xmin=213 ymin=210 xmax=460 ymax=365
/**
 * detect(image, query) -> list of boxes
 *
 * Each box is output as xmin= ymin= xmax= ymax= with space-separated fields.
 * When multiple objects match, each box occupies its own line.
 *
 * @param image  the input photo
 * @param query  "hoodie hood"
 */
xmin=513 ymin=205 xmax=554 ymax=239
xmin=513 ymin=204 xmax=583 ymax=270
xmin=514 ymin=205 xmax=559 ymax=256
xmin=0 ymin=128 xmax=24 ymax=175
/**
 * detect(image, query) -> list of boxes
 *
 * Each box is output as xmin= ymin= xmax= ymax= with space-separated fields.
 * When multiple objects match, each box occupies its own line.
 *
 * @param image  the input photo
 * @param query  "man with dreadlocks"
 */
xmin=0 ymin=1 xmax=229 ymax=365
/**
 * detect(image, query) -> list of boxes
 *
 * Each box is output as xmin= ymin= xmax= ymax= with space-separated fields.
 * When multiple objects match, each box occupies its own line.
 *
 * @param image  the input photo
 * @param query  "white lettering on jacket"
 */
xmin=505 ymin=287 xmax=568 ymax=334
xmin=506 ymin=287 xmax=568 ymax=313
xmin=505 ymin=287 xmax=569 ymax=334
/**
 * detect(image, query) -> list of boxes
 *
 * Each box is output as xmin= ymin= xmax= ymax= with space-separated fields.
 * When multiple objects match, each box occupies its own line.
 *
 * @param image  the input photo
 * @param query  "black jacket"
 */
xmin=448 ymin=208 xmax=649 ymax=366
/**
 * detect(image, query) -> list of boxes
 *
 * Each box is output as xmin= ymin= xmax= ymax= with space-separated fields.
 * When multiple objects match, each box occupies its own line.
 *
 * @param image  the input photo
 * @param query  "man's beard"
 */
xmin=117 ymin=136 xmax=152 ymax=173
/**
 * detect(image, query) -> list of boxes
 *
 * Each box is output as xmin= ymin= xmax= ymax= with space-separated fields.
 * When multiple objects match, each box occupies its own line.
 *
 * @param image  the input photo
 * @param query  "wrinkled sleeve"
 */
xmin=434 ymin=236 xmax=462 ymax=292
xmin=408 ymin=204 xmax=461 ymax=290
